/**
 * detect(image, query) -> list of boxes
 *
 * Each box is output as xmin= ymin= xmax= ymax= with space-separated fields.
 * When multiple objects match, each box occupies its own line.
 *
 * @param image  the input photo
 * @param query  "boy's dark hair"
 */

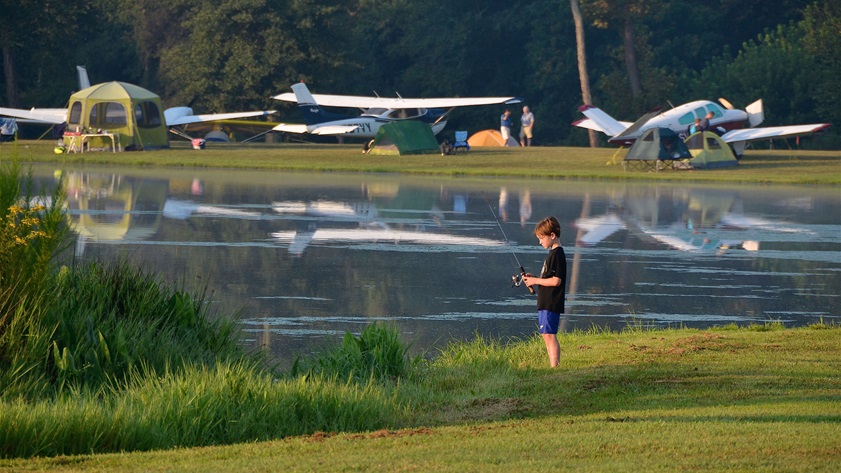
xmin=534 ymin=216 xmax=560 ymax=237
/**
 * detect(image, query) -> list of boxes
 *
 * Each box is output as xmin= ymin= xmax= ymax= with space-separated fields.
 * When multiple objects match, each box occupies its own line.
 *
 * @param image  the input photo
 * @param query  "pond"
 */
xmin=31 ymin=164 xmax=841 ymax=363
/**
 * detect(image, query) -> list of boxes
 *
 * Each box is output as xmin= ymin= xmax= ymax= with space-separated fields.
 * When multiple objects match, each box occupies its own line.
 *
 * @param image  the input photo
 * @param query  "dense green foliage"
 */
xmin=0 ymin=157 xmax=410 ymax=457
xmin=1 ymin=0 xmax=837 ymax=147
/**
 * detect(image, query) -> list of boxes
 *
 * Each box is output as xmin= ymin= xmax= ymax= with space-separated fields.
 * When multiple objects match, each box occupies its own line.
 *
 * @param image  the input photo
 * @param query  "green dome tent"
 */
xmin=623 ymin=127 xmax=692 ymax=171
xmin=64 ymin=82 xmax=170 ymax=151
xmin=366 ymin=121 xmax=440 ymax=155
xmin=684 ymin=132 xmax=739 ymax=169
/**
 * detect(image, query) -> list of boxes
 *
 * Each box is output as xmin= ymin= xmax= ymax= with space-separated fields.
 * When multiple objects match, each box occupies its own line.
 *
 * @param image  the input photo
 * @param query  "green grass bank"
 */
xmin=5 ymin=139 xmax=841 ymax=184
xmin=1 ymin=323 xmax=839 ymax=471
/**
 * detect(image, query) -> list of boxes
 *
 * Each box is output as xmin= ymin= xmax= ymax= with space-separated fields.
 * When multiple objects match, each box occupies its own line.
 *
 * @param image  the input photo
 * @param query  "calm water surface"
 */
xmin=32 ymin=164 xmax=841 ymax=362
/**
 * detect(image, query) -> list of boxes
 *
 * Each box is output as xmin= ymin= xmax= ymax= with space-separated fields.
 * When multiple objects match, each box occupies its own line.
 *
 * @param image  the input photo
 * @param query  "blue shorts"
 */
xmin=538 ymin=310 xmax=561 ymax=334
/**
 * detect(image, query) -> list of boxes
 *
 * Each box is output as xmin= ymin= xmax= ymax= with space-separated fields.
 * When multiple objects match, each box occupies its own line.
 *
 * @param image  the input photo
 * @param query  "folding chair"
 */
xmin=453 ymin=131 xmax=470 ymax=153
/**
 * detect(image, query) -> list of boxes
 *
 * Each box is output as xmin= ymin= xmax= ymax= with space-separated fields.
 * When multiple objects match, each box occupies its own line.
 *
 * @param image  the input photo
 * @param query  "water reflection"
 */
xmin=38 ymin=165 xmax=841 ymax=364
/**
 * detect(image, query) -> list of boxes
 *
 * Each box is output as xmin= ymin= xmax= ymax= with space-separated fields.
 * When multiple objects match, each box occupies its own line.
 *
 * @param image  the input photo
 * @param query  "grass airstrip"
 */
xmin=4 ymin=139 xmax=841 ymax=184
xmin=1 ymin=139 xmax=840 ymax=471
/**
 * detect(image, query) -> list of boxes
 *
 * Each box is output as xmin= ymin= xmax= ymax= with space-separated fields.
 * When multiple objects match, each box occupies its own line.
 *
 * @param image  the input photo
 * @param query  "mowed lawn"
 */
xmin=6 ymin=139 xmax=841 ymax=184
xmin=2 ymin=325 xmax=840 ymax=472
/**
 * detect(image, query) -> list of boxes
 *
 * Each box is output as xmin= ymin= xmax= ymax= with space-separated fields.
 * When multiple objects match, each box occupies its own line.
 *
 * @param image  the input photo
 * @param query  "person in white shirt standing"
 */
xmin=519 ymin=106 xmax=535 ymax=147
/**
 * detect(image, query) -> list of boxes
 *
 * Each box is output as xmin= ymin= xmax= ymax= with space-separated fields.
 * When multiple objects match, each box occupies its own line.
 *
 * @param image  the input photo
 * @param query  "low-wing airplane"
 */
xmin=572 ymin=98 xmax=831 ymax=156
xmin=270 ymin=82 xmax=521 ymax=138
xmin=0 ymin=66 xmax=275 ymax=148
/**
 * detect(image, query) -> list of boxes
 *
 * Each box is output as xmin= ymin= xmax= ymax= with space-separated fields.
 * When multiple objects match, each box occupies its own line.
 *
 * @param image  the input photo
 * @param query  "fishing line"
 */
xmin=480 ymin=191 xmax=534 ymax=294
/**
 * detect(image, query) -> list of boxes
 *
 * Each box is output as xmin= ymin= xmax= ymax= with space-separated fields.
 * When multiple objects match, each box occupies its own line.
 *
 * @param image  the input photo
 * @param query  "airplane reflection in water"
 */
xmin=270 ymin=200 xmax=505 ymax=256
xmin=63 ymin=171 xmax=266 ymax=255
xmin=574 ymin=187 xmax=813 ymax=253
xmin=61 ymin=172 xmax=508 ymax=256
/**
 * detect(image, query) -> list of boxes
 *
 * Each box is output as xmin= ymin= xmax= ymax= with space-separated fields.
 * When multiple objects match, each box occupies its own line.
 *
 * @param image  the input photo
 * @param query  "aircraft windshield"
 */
xmin=705 ymin=103 xmax=724 ymax=118
xmin=362 ymin=108 xmax=389 ymax=117
xmin=386 ymin=108 xmax=424 ymax=119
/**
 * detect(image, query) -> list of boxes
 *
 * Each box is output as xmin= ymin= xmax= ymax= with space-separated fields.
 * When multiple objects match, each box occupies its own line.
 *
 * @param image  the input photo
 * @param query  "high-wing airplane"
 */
xmin=270 ymin=82 xmax=521 ymax=138
xmin=572 ymin=98 xmax=830 ymax=156
xmin=0 ymin=66 xmax=275 ymax=148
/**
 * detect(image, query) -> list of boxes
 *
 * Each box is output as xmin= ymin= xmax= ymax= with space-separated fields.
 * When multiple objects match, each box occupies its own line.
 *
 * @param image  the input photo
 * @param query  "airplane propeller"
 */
xmin=718 ymin=98 xmax=735 ymax=110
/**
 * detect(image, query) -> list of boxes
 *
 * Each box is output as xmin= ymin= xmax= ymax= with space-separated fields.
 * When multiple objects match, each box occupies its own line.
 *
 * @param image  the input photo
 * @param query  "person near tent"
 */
xmin=522 ymin=216 xmax=567 ymax=368
xmin=500 ymin=109 xmax=512 ymax=146
xmin=700 ymin=111 xmax=714 ymax=131
xmin=688 ymin=118 xmax=703 ymax=135
xmin=519 ymin=106 xmax=535 ymax=146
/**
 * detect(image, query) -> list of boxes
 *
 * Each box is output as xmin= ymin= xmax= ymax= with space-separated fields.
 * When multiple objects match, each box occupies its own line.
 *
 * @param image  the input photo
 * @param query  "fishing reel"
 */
xmin=511 ymin=267 xmax=536 ymax=294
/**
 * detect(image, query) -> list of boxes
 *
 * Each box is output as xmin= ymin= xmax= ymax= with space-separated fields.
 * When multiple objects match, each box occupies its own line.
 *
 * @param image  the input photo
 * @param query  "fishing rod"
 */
xmin=480 ymin=192 xmax=535 ymax=294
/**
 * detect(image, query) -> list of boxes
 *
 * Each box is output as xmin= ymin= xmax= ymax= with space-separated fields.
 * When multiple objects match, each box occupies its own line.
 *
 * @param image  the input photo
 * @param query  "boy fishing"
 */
xmin=522 ymin=216 xmax=567 ymax=367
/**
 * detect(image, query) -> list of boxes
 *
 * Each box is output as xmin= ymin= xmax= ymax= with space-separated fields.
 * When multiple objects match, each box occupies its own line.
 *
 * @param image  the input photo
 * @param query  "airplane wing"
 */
xmin=609 ymin=107 xmax=664 ymax=143
xmin=0 ymin=107 xmax=67 ymax=125
xmin=721 ymin=123 xmax=831 ymax=143
xmin=273 ymin=92 xmax=521 ymax=109
xmin=164 ymin=108 xmax=276 ymax=126
xmin=272 ymin=123 xmax=359 ymax=135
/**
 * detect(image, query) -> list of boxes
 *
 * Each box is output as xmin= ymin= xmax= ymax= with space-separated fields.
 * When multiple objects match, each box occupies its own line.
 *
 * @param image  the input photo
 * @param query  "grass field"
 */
xmin=4 ymin=139 xmax=841 ymax=184
xmin=1 ymin=324 xmax=839 ymax=472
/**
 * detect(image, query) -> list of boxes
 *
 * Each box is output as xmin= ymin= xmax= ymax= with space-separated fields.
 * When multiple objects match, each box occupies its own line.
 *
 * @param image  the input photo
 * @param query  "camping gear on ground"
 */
xmin=467 ymin=129 xmax=519 ymax=147
xmin=453 ymin=130 xmax=470 ymax=153
xmin=0 ymin=118 xmax=17 ymax=142
xmin=684 ymin=131 xmax=739 ymax=169
xmin=63 ymin=82 xmax=169 ymax=151
xmin=366 ymin=121 xmax=440 ymax=155
xmin=623 ymin=127 xmax=692 ymax=171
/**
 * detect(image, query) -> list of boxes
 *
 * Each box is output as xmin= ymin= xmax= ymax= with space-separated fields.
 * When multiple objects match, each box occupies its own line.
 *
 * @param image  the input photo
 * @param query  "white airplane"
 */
xmin=572 ymin=99 xmax=831 ymax=156
xmin=0 ymin=66 xmax=275 ymax=139
xmin=270 ymin=82 xmax=521 ymax=138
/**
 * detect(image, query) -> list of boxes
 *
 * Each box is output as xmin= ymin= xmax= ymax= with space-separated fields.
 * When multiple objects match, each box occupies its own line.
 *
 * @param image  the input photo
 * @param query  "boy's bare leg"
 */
xmin=542 ymin=333 xmax=560 ymax=367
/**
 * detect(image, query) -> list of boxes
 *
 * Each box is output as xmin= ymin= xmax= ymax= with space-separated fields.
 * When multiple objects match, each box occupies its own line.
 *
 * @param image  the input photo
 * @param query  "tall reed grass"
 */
xmin=1 ymin=154 xmax=420 ymax=458
xmin=0 ymin=359 xmax=406 ymax=457
xmin=310 ymin=322 xmax=419 ymax=382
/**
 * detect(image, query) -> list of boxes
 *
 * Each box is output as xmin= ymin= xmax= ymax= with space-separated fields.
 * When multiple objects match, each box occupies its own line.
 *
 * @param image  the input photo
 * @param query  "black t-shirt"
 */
xmin=537 ymin=246 xmax=567 ymax=313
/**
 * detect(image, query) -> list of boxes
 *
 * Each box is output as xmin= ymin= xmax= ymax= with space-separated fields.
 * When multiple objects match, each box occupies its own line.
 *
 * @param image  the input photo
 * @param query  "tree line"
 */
xmin=1 ymin=0 xmax=838 ymax=147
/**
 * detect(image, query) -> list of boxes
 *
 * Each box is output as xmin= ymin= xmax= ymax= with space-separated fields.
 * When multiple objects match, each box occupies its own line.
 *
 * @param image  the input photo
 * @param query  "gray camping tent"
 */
xmin=623 ymin=127 xmax=692 ymax=171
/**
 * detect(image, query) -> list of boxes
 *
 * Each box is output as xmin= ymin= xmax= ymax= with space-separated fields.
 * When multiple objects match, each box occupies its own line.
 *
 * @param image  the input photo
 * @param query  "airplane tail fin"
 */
xmin=290 ymin=83 xmax=348 ymax=125
xmin=746 ymin=99 xmax=764 ymax=127
xmin=77 ymin=66 xmax=90 ymax=90
xmin=575 ymin=105 xmax=630 ymax=137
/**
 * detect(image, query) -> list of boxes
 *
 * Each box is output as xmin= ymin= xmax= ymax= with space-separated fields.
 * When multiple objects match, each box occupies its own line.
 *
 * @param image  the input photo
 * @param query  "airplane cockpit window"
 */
xmin=68 ymin=102 xmax=83 ymax=125
xmin=694 ymin=107 xmax=706 ymax=119
xmin=705 ymin=103 xmax=724 ymax=118
xmin=678 ymin=112 xmax=695 ymax=126
xmin=362 ymin=108 xmax=388 ymax=117
xmin=386 ymin=108 xmax=424 ymax=119
xmin=135 ymin=102 xmax=163 ymax=128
